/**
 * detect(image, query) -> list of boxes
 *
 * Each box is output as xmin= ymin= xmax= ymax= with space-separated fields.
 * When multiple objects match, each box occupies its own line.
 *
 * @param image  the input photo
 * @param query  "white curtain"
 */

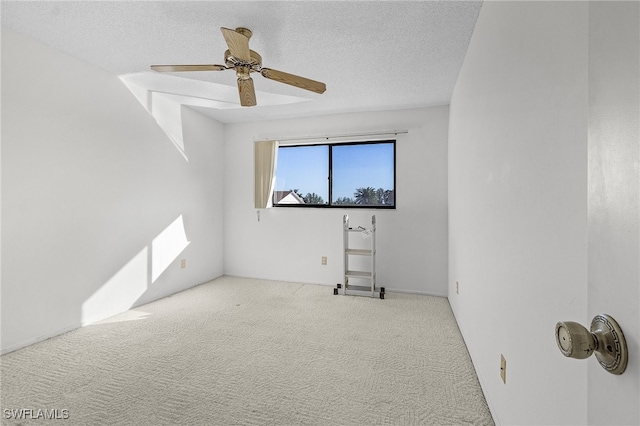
xmin=254 ymin=140 xmax=278 ymax=209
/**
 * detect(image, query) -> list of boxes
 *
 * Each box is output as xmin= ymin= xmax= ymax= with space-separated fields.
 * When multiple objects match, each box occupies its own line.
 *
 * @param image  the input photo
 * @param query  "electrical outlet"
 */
xmin=500 ymin=354 xmax=507 ymax=384
xmin=456 ymin=281 xmax=459 ymax=295
xmin=181 ymin=259 xmax=186 ymax=269
xmin=321 ymin=256 xmax=327 ymax=265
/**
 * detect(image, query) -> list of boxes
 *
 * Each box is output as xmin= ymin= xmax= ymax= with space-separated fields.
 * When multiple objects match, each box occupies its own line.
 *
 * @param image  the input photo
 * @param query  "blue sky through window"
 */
xmin=332 ymin=143 xmax=394 ymax=200
xmin=276 ymin=145 xmax=329 ymax=201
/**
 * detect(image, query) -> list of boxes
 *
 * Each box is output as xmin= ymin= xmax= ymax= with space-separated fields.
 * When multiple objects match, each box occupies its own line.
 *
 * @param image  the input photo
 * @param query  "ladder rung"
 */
xmin=345 ymin=249 xmax=372 ymax=256
xmin=345 ymin=270 xmax=372 ymax=278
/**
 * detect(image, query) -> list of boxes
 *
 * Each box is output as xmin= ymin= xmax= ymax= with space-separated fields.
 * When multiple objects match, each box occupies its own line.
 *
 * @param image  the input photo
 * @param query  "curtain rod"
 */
xmin=254 ymin=129 xmax=408 ymax=143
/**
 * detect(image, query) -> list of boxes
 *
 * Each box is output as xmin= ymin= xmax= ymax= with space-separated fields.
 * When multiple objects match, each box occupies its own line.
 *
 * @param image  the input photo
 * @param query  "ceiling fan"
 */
xmin=151 ymin=27 xmax=326 ymax=107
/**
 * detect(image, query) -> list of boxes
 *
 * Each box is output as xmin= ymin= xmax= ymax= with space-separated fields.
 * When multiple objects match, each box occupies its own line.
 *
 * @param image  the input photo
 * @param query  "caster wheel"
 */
xmin=333 ymin=288 xmax=339 ymax=295
xmin=380 ymin=292 xmax=385 ymax=299
xmin=336 ymin=283 xmax=342 ymax=289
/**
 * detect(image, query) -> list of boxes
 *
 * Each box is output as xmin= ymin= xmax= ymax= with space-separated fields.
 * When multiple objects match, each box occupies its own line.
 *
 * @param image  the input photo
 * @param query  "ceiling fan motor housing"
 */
xmin=224 ymin=49 xmax=262 ymax=72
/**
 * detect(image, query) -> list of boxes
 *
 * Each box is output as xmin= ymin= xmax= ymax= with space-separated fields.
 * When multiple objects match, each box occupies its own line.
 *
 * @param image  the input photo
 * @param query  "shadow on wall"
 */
xmin=120 ymin=78 xmax=190 ymax=161
xmin=81 ymin=214 xmax=190 ymax=326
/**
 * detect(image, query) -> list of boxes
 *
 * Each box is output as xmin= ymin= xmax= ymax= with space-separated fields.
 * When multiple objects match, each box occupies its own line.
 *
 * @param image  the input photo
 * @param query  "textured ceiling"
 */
xmin=2 ymin=1 xmax=483 ymax=123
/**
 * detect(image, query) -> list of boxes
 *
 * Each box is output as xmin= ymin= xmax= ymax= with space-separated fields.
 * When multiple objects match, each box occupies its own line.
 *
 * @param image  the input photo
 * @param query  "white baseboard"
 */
xmin=385 ymin=287 xmax=447 ymax=298
xmin=222 ymin=274 xmax=447 ymax=298
xmin=1 ymin=322 xmax=83 ymax=355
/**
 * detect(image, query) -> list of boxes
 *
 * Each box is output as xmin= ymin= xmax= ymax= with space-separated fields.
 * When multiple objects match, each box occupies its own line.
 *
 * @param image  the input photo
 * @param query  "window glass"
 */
xmin=274 ymin=145 xmax=328 ymax=205
xmin=332 ymin=143 xmax=395 ymax=207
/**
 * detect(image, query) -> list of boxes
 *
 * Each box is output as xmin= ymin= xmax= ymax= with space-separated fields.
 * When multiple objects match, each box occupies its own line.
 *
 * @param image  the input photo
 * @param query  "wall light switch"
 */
xmin=321 ymin=256 xmax=327 ymax=265
xmin=500 ymin=354 xmax=507 ymax=384
xmin=181 ymin=259 xmax=186 ymax=269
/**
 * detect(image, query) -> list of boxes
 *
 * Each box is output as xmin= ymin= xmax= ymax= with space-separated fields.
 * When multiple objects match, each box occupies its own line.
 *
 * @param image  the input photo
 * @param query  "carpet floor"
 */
xmin=1 ymin=276 xmax=493 ymax=425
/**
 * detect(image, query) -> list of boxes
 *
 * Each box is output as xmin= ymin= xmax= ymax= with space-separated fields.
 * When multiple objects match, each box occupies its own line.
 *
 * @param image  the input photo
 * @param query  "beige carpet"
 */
xmin=1 ymin=277 xmax=493 ymax=425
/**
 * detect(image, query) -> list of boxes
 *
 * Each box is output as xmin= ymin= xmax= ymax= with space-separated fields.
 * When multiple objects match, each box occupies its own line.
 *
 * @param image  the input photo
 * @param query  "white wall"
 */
xmin=587 ymin=2 xmax=640 ymax=424
xmin=449 ymin=2 xmax=589 ymax=425
xmin=224 ymin=107 xmax=449 ymax=296
xmin=1 ymin=29 xmax=225 ymax=354
xmin=450 ymin=2 xmax=640 ymax=425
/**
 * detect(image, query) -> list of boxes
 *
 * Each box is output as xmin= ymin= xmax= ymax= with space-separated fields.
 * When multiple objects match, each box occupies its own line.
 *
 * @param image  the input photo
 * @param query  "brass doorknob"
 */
xmin=555 ymin=314 xmax=628 ymax=375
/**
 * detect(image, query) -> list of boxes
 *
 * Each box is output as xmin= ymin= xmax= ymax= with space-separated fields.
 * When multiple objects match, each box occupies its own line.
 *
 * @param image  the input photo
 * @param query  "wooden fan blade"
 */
xmin=150 ymin=64 xmax=226 ymax=72
xmin=261 ymin=68 xmax=326 ymax=94
xmin=221 ymin=27 xmax=251 ymax=61
xmin=237 ymin=78 xmax=257 ymax=107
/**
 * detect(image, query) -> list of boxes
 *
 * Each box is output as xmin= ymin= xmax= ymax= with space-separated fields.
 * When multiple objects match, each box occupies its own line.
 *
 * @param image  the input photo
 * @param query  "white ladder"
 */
xmin=334 ymin=214 xmax=385 ymax=299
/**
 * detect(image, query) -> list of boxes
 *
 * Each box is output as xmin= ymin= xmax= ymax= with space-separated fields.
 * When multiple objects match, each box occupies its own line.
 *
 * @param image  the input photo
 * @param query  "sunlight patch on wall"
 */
xmin=81 ymin=215 xmax=190 ymax=326
xmin=81 ymin=247 xmax=149 ymax=326
xmin=152 ymin=215 xmax=190 ymax=283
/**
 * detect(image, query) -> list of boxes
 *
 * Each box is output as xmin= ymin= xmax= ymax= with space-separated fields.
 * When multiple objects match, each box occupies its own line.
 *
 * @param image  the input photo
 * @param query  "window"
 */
xmin=273 ymin=140 xmax=395 ymax=208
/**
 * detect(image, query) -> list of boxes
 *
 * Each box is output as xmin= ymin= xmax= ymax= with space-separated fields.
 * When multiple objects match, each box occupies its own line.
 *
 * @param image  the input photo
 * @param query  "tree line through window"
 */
xmin=274 ymin=140 xmax=395 ymax=208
